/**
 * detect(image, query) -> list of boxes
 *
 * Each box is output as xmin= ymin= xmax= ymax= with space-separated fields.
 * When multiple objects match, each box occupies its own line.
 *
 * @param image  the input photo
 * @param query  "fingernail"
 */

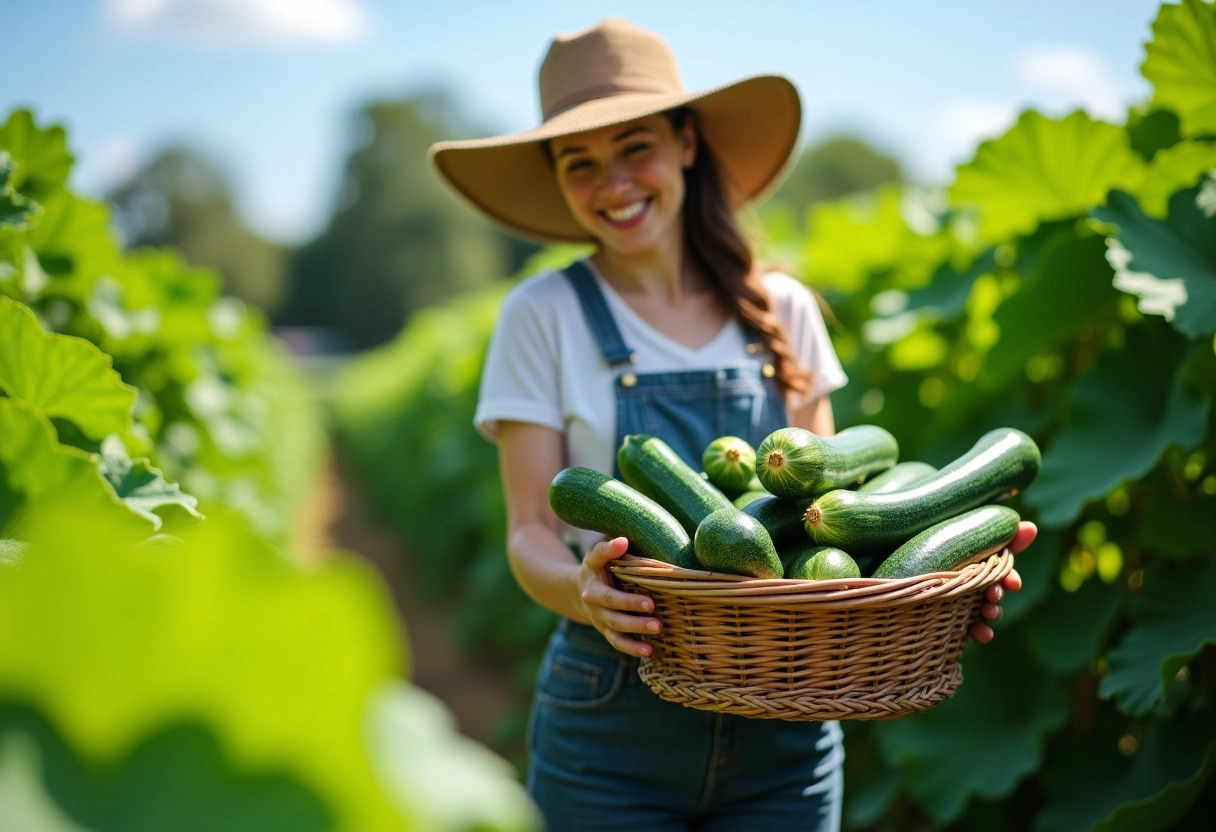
xmin=647 ymin=620 xmax=660 ymax=632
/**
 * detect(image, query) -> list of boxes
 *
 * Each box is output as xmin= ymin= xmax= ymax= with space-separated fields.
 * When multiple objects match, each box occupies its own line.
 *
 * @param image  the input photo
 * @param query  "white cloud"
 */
xmin=106 ymin=0 xmax=369 ymax=48
xmin=1013 ymin=45 xmax=1126 ymax=120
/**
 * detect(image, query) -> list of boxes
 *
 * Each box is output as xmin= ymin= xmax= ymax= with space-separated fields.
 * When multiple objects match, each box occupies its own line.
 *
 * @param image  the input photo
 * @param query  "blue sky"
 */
xmin=4 ymin=0 xmax=1166 ymax=244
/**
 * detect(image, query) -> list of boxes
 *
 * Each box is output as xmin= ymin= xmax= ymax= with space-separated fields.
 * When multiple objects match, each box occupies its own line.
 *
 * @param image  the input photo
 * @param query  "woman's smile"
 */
xmin=601 ymin=197 xmax=652 ymax=228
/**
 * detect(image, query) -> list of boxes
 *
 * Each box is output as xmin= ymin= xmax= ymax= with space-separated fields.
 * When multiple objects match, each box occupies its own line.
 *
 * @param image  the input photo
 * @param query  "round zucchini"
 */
xmin=549 ymin=467 xmax=698 ymax=569
xmin=702 ymin=435 xmax=757 ymax=495
xmin=617 ymin=435 xmax=734 ymax=535
xmin=782 ymin=543 xmax=861 ymax=580
xmin=755 ymin=425 xmax=899 ymax=499
xmin=805 ymin=427 xmax=1039 ymax=556
xmin=872 ymin=505 xmax=1020 ymax=578
xmin=741 ymin=494 xmax=816 ymax=550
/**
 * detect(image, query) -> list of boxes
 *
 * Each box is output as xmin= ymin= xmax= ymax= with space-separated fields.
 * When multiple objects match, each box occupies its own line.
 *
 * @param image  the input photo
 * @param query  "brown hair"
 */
xmin=666 ymin=108 xmax=813 ymax=398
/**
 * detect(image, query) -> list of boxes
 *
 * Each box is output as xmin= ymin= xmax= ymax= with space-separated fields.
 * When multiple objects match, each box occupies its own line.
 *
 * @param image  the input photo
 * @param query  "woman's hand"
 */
xmin=578 ymin=536 xmax=663 ymax=657
xmin=970 ymin=521 xmax=1037 ymax=643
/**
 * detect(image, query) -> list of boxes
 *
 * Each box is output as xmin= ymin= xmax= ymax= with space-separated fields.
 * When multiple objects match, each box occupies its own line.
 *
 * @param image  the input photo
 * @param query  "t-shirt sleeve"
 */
xmin=768 ymin=273 xmax=849 ymax=409
xmin=473 ymin=283 xmax=565 ymax=442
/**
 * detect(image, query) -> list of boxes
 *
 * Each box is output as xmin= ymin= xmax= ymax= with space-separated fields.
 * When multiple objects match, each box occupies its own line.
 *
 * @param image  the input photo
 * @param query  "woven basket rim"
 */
xmin=609 ymin=549 xmax=1014 ymax=609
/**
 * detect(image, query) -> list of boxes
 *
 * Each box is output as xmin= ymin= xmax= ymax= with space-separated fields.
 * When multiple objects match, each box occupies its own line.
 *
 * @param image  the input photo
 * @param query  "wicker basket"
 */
xmin=608 ymin=549 xmax=1014 ymax=721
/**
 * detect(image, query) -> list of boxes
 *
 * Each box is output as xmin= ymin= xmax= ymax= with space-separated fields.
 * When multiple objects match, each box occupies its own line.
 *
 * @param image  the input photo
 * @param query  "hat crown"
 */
xmin=539 ymin=18 xmax=684 ymax=121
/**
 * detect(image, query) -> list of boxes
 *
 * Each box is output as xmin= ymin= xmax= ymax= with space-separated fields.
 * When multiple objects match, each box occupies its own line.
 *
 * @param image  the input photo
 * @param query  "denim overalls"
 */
xmin=526 ymin=260 xmax=844 ymax=831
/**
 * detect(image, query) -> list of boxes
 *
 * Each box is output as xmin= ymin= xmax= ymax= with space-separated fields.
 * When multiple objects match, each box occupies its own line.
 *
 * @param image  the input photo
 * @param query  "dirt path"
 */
xmin=300 ymin=449 xmax=524 ymax=752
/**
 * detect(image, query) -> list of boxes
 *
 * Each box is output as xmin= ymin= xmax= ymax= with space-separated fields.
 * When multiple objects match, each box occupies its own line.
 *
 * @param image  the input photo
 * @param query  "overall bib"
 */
xmin=526 ymin=261 xmax=844 ymax=831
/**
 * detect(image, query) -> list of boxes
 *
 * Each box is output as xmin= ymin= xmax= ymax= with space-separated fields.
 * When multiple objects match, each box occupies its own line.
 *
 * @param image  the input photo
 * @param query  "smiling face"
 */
xmin=549 ymin=114 xmax=697 ymax=258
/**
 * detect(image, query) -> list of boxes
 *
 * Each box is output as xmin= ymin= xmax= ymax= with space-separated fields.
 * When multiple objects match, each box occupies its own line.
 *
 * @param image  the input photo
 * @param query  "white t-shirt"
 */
xmin=474 ymin=262 xmax=848 ymax=553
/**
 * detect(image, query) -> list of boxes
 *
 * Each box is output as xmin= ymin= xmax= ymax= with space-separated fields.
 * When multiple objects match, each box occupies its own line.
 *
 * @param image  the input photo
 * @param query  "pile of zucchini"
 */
xmin=548 ymin=424 xmax=1040 ymax=580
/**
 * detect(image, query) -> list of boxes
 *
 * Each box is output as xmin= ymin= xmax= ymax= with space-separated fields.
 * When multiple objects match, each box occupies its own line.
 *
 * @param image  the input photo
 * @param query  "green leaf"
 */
xmin=873 ymin=634 xmax=1070 ymax=823
xmin=0 ymin=110 xmax=73 ymax=202
xmin=1133 ymin=140 xmax=1216 ymax=218
xmin=0 ymin=707 xmax=331 ymax=832
xmin=0 ymin=504 xmax=413 ymax=831
xmin=1138 ymin=491 xmax=1216 ymax=558
xmin=1025 ymin=575 xmax=1126 ymax=674
xmin=1037 ymin=707 xmax=1216 ymax=832
xmin=27 ymin=193 xmax=122 ymax=303
xmin=902 ymin=248 xmax=997 ymax=318
xmin=367 ymin=684 xmax=542 ymax=832
xmin=0 ymin=399 xmax=127 ymax=534
xmin=1099 ymin=559 xmax=1216 ymax=715
xmin=0 ymin=297 xmax=137 ymax=439
xmin=1025 ymin=324 xmax=1210 ymax=528
xmin=0 ymin=733 xmax=91 ymax=832
xmin=1095 ymin=180 xmax=1216 ymax=339
xmin=1142 ymin=0 xmax=1216 ymax=138
xmin=97 ymin=436 xmax=202 ymax=532
xmin=981 ymin=229 xmax=1120 ymax=391
xmin=1125 ymin=107 xmax=1182 ymax=160
xmin=0 ymin=154 xmax=40 ymax=231
xmin=949 ymin=110 xmax=1146 ymax=243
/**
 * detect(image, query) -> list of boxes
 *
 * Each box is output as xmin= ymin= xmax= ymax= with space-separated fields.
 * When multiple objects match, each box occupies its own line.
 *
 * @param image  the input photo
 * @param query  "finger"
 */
xmin=985 ymin=584 xmax=1005 ymax=603
xmin=1001 ymin=569 xmax=1023 ymax=592
xmin=601 ymin=627 xmax=657 ymax=658
xmin=583 ymin=536 xmax=629 ymax=568
xmin=980 ymin=602 xmax=1003 ymax=622
xmin=1008 ymin=522 xmax=1037 ymax=555
xmin=596 ymin=608 xmax=662 ymax=636
xmin=583 ymin=584 xmax=655 ymax=614
xmin=970 ymin=621 xmax=994 ymax=643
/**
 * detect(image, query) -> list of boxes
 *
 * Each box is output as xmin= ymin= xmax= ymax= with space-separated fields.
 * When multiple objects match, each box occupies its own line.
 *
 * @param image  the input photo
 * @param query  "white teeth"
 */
xmin=604 ymin=200 xmax=646 ymax=222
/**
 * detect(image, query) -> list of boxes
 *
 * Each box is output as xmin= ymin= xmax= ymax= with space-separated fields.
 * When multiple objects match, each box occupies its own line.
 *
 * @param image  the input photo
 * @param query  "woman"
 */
xmin=430 ymin=18 xmax=1032 ymax=831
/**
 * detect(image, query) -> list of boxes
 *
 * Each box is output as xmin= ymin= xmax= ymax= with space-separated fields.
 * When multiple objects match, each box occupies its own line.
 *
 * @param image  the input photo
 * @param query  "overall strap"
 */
xmin=562 ymin=260 xmax=636 ymax=368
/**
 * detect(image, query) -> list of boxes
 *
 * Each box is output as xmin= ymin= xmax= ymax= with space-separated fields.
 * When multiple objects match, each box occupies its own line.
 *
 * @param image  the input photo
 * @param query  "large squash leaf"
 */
xmin=0 ymin=505 xmax=410 ymax=831
xmin=980 ymin=229 xmax=1120 ymax=391
xmin=873 ymin=634 xmax=1069 ymax=823
xmin=949 ymin=110 xmax=1146 ymax=243
xmin=1095 ymin=178 xmax=1216 ymax=339
xmin=1133 ymin=140 xmax=1216 ymax=218
xmin=96 ymin=436 xmax=202 ymax=532
xmin=0 ymin=707 xmax=330 ymax=832
xmin=1141 ymin=0 xmax=1216 ymax=138
xmin=1099 ymin=559 xmax=1216 ymax=716
xmin=1025 ymin=325 xmax=1210 ymax=528
xmin=0 ymin=297 xmax=136 ymax=440
xmin=1024 ymin=575 xmax=1126 ymax=675
xmin=0 ymin=110 xmax=73 ymax=203
xmin=1036 ymin=707 xmax=1216 ymax=832
xmin=0 ymin=399 xmax=128 ymax=534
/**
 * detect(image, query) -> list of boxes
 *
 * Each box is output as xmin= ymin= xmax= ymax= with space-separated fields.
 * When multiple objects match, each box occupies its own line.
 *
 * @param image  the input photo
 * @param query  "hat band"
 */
xmin=543 ymin=81 xmax=681 ymax=120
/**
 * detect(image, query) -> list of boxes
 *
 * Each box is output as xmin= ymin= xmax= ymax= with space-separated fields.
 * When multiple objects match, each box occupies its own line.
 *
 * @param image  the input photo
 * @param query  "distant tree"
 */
xmin=278 ymin=88 xmax=539 ymax=351
xmin=771 ymin=135 xmax=903 ymax=211
xmin=109 ymin=148 xmax=286 ymax=312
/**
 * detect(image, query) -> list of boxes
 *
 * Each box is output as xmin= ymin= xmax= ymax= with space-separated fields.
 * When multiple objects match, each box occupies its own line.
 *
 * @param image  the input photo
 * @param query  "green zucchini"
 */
xmin=872 ymin=505 xmax=1019 ymax=578
xmin=693 ymin=508 xmax=783 ymax=579
xmin=617 ymin=435 xmax=734 ymax=535
xmin=549 ymin=467 xmax=698 ymax=569
xmin=732 ymin=490 xmax=770 ymax=510
xmin=805 ymin=427 xmax=1039 ymax=556
xmin=782 ymin=544 xmax=861 ymax=580
xmin=857 ymin=461 xmax=938 ymax=493
xmin=740 ymin=494 xmax=816 ymax=550
xmin=755 ymin=425 xmax=899 ymax=498
xmin=702 ymin=436 xmax=757 ymax=494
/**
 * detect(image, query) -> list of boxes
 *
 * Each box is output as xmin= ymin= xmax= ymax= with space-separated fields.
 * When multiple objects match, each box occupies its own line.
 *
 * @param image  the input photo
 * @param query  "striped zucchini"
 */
xmin=756 ymin=425 xmax=899 ymax=498
xmin=872 ymin=505 xmax=1020 ymax=578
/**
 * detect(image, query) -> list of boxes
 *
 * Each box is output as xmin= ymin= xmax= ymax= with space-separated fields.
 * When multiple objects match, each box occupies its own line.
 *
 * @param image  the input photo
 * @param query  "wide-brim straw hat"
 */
xmin=427 ymin=18 xmax=802 ymax=243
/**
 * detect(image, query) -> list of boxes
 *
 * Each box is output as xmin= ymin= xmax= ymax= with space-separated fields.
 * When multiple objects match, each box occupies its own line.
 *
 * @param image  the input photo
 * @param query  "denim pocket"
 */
xmin=535 ymin=637 xmax=628 ymax=710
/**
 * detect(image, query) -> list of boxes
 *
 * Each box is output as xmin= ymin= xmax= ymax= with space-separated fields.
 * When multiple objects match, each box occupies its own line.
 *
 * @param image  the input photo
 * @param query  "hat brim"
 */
xmin=428 ymin=74 xmax=801 ymax=243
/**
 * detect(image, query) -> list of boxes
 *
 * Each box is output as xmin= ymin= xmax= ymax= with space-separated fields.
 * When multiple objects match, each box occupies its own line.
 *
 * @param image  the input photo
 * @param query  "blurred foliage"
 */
xmin=108 ymin=147 xmax=288 ymax=313
xmin=0 ymin=109 xmax=542 ymax=831
xmin=771 ymin=134 xmax=903 ymax=208
xmin=331 ymin=1 xmax=1216 ymax=828
xmin=276 ymin=88 xmax=540 ymax=351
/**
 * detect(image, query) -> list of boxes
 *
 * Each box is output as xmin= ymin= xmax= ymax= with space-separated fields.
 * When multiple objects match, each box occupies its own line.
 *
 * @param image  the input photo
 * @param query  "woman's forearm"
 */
xmin=507 ymin=522 xmax=591 ymax=624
